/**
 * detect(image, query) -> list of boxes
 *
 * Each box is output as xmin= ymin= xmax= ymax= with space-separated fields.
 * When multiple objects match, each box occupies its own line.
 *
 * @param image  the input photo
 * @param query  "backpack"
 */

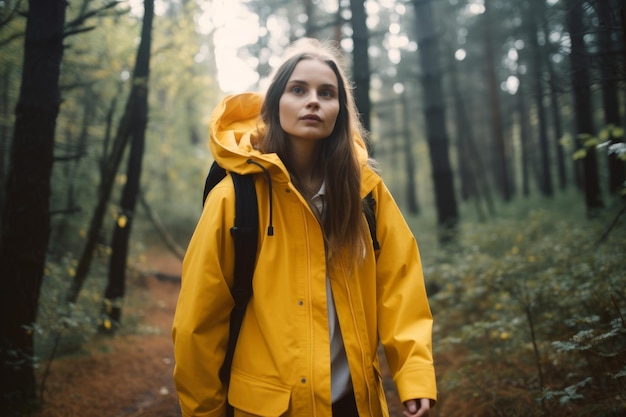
xmin=202 ymin=160 xmax=379 ymax=416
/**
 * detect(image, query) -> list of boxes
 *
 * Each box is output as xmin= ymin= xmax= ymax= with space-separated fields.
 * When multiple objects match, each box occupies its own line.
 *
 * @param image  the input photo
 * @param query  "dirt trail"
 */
xmin=33 ymin=248 xmax=406 ymax=416
xmin=33 ymin=249 xmax=182 ymax=417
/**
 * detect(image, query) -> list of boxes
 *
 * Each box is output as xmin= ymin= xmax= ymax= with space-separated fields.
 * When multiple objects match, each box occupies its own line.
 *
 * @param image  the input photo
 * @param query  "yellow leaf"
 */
xmin=611 ymin=126 xmax=624 ymax=138
xmin=559 ymin=133 xmax=573 ymax=148
xmin=573 ymin=149 xmax=587 ymax=160
xmin=118 ymin=215 xmax=128 ymax=228
xmin=68 ymin=267 xmax=76 ymax=277
xmin=598 ymin=128 xmax=610 ymax=141
xmin=133 ymin=77 xmax=148 ymax=87
xmin=500 ymin=332 xmax=510 ymax=340
xmin=583 ymin=137 xmax=599 ymax=148
xmin=103 ymin=319 xmax=112 ymax=330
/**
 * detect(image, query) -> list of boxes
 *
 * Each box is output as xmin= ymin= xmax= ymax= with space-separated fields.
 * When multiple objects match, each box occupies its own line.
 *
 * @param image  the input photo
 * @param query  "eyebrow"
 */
xmin=287 ymin=79 xmax=338 ymax=90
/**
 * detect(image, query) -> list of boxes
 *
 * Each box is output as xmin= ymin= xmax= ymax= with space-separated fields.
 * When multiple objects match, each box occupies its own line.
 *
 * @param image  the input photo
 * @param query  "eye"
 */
xmin=319 ymin=88 xmax=336 ymax=99
xmin=290 ymin=85 xmax=305 ymax=95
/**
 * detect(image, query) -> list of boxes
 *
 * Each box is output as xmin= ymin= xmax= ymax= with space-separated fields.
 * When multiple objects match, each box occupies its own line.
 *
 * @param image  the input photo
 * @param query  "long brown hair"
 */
xmin=257 ymin=38 xmax=369 ymax=262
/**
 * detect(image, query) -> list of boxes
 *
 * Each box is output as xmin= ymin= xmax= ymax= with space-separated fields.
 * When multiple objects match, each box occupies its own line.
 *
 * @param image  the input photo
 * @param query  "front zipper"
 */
xmin=301 ymin=203 xmax=318 ymax=416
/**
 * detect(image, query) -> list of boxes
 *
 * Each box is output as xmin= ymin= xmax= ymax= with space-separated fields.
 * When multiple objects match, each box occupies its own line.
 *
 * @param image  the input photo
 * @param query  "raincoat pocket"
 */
xmin=229 ymin=368 xmax=292 ymax=417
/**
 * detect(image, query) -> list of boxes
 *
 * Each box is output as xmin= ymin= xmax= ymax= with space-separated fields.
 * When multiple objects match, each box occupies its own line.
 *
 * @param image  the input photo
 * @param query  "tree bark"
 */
xmin=0 ymin=1 xmax=67 ymax=413
xmin=139 ymin=192 xmax=186 ymax=261
xmin=65 ymin=0 xmax=154 ymax=304
xmin=528 ymin=2 xmax=553 ymax=197
xmin=597 ymin=0 xmax=625 ymax=194
xmin=412 ymin=0 xmax=458 ymax=241
xmin=484 ymin=0 xmax=513 ymax=201
xmin=400 ymin=91 xmax=419 ymax=215
xmin=350 ymin=0 xmax=372 ymax=149
xmin=449 ymin=55 xmax=495 ymax=220
xmin=543 ymin=3 xmax=569 ymax=190
xmin=565 ymin=0 xmax=604 ymax=214
xmin=101 ymin=0 xmax=154 ymax=331
xmin=0 ymin=68 xmax=11 ymax=218
xmin=516 ymin=78 xmax=532 ymax=197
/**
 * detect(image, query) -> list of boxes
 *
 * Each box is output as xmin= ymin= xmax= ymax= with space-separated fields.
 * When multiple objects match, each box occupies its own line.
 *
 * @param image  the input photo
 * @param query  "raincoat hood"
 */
xmin=208 ymin=92 xmax=381 ymax=194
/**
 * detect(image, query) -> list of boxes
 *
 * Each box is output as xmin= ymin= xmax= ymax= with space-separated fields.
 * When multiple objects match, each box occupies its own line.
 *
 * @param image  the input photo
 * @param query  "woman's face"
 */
xmin=278 ymin=58 xmax=340 ymax=144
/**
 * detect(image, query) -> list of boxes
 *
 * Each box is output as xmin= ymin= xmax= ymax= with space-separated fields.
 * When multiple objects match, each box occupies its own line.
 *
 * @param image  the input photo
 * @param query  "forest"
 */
xmin=0 ymin=0 xmax=625 ymax=416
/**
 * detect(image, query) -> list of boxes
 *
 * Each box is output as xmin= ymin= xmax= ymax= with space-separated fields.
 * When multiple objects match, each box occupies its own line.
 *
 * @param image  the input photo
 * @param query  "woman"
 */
xmin=172 ymin=38 xmax=437 ymax=417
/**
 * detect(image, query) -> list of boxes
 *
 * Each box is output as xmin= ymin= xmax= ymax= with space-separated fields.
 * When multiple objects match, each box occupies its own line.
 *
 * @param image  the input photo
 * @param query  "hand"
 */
xmin=402 ymin=398 xmax=430 ymax=417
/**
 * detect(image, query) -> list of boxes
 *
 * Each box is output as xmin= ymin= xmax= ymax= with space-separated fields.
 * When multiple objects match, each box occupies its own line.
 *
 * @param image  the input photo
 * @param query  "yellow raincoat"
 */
xmin=172 ymin=93 xmax=437 ymax=417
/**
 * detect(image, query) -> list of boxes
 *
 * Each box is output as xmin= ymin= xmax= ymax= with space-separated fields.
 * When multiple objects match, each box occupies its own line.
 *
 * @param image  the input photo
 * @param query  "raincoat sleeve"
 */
xmin=373 ymin=181 xmax=437 ymax=404
xmin=172 ymin=180 xmax=237 ymax=417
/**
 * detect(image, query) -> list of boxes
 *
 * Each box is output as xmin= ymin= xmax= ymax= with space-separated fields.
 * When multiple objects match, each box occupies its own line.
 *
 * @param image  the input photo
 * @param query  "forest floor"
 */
xmin=31 ymin=247 xmax=407 ymax=417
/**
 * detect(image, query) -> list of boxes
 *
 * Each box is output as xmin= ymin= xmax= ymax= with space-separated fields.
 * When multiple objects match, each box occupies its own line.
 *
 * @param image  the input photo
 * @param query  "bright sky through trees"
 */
xmin=129 ymin=0 xmax=260 ymax=92
xmin=200 ymin=0 xmax=260 ymax=92
xmin=126 ymin=0 xmax=497 ymax=93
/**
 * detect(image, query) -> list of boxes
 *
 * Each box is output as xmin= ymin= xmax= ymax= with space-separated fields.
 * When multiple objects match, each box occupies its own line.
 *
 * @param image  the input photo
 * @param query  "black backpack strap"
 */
xmin=364 ymin=192 xmax=380 ymax=251
xmin=218 ymin=173 xmax=258 ymax=396
xmin=202 ymin=161 xmax=226 ymax=207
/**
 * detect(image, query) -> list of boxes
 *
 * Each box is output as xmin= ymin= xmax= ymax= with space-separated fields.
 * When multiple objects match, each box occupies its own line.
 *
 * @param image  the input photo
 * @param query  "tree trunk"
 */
xmin=543 ymin=1 xmax=569 ymax=190
xmin=517 ymin=78 xmax=532 ymax=197
xmin=529 ymin=3 xmax=553 ymax=197
xmin=350 ymin=0 xmax=372 ymax=148
xmin=248 ymin=4 xmax=272 ymax=84
xmin=400 ymin=91 xmax=419 ymax=215
xmin=0 ymin=1 xmax=67 ymax=413
xmin=65 ymin=0 xmax=155 ymax=304
xmin=484 ymin=0 xmax=513 ymax=201
xmin=101 ymin=0 xmax=154 ymax=332
xmin=450 ymin=60 xmax=491 ymax=221
xmin=565 ymin=0 xmax=604 ymax=214
xmin=597 ymin=0 xmax=625 ymax=194
xmin=412 ymin=0 xmax=458 ymax=242
xmin=139 ymin=192 xmax=185 ymax=261
xmin=304 ymin=0 xmax=315 ymax=37
xmin=0 ymin=68 xmax=11 ymax=219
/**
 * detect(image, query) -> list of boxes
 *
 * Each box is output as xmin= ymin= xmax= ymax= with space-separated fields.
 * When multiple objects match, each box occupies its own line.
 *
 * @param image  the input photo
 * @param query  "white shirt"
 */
xmin=311 ymin=183 xmax=352 ymax=402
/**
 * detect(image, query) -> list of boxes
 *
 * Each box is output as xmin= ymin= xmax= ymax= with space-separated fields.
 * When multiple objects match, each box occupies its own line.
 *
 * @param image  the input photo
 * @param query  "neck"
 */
xmin=288 ymin=140 xmax=323 ymax=195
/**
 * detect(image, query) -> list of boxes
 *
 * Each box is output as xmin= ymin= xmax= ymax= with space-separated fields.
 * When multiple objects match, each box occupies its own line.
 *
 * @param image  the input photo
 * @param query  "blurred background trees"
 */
xmin=0 ymin=0 xmax=624 ymax=415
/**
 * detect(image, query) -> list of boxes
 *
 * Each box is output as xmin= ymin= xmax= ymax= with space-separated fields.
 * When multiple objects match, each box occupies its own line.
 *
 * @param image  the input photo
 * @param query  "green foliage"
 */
xmin=412 ymin=193 xmax=626 ymax=417
xmin=571 ymin=125 xmax=626 ymax=163
xmin=36 ymin=1 xmax=220 ymax=361
xmin=36 ymin=253 xmax=109 ymax=360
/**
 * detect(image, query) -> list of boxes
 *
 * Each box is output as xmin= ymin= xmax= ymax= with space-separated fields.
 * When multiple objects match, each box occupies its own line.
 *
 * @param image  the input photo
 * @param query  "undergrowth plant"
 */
xmin=423 ymin=193 xmax=626 ymax=417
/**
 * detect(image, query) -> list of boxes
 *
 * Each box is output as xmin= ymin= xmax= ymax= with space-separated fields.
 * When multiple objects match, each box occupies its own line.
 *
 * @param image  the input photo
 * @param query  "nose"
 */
xmin=306 ymin=92 xmax=320 ymax=108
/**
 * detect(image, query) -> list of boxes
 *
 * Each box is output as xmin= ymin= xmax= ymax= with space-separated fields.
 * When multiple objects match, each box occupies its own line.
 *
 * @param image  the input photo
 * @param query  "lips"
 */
xmin=300 ymin=114 xmax=322 ymax=122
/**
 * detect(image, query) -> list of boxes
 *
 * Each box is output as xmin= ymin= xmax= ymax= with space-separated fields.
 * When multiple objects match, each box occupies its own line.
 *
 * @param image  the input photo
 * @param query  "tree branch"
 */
xmin=63 ymin=1 xmax=124 ymax=36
